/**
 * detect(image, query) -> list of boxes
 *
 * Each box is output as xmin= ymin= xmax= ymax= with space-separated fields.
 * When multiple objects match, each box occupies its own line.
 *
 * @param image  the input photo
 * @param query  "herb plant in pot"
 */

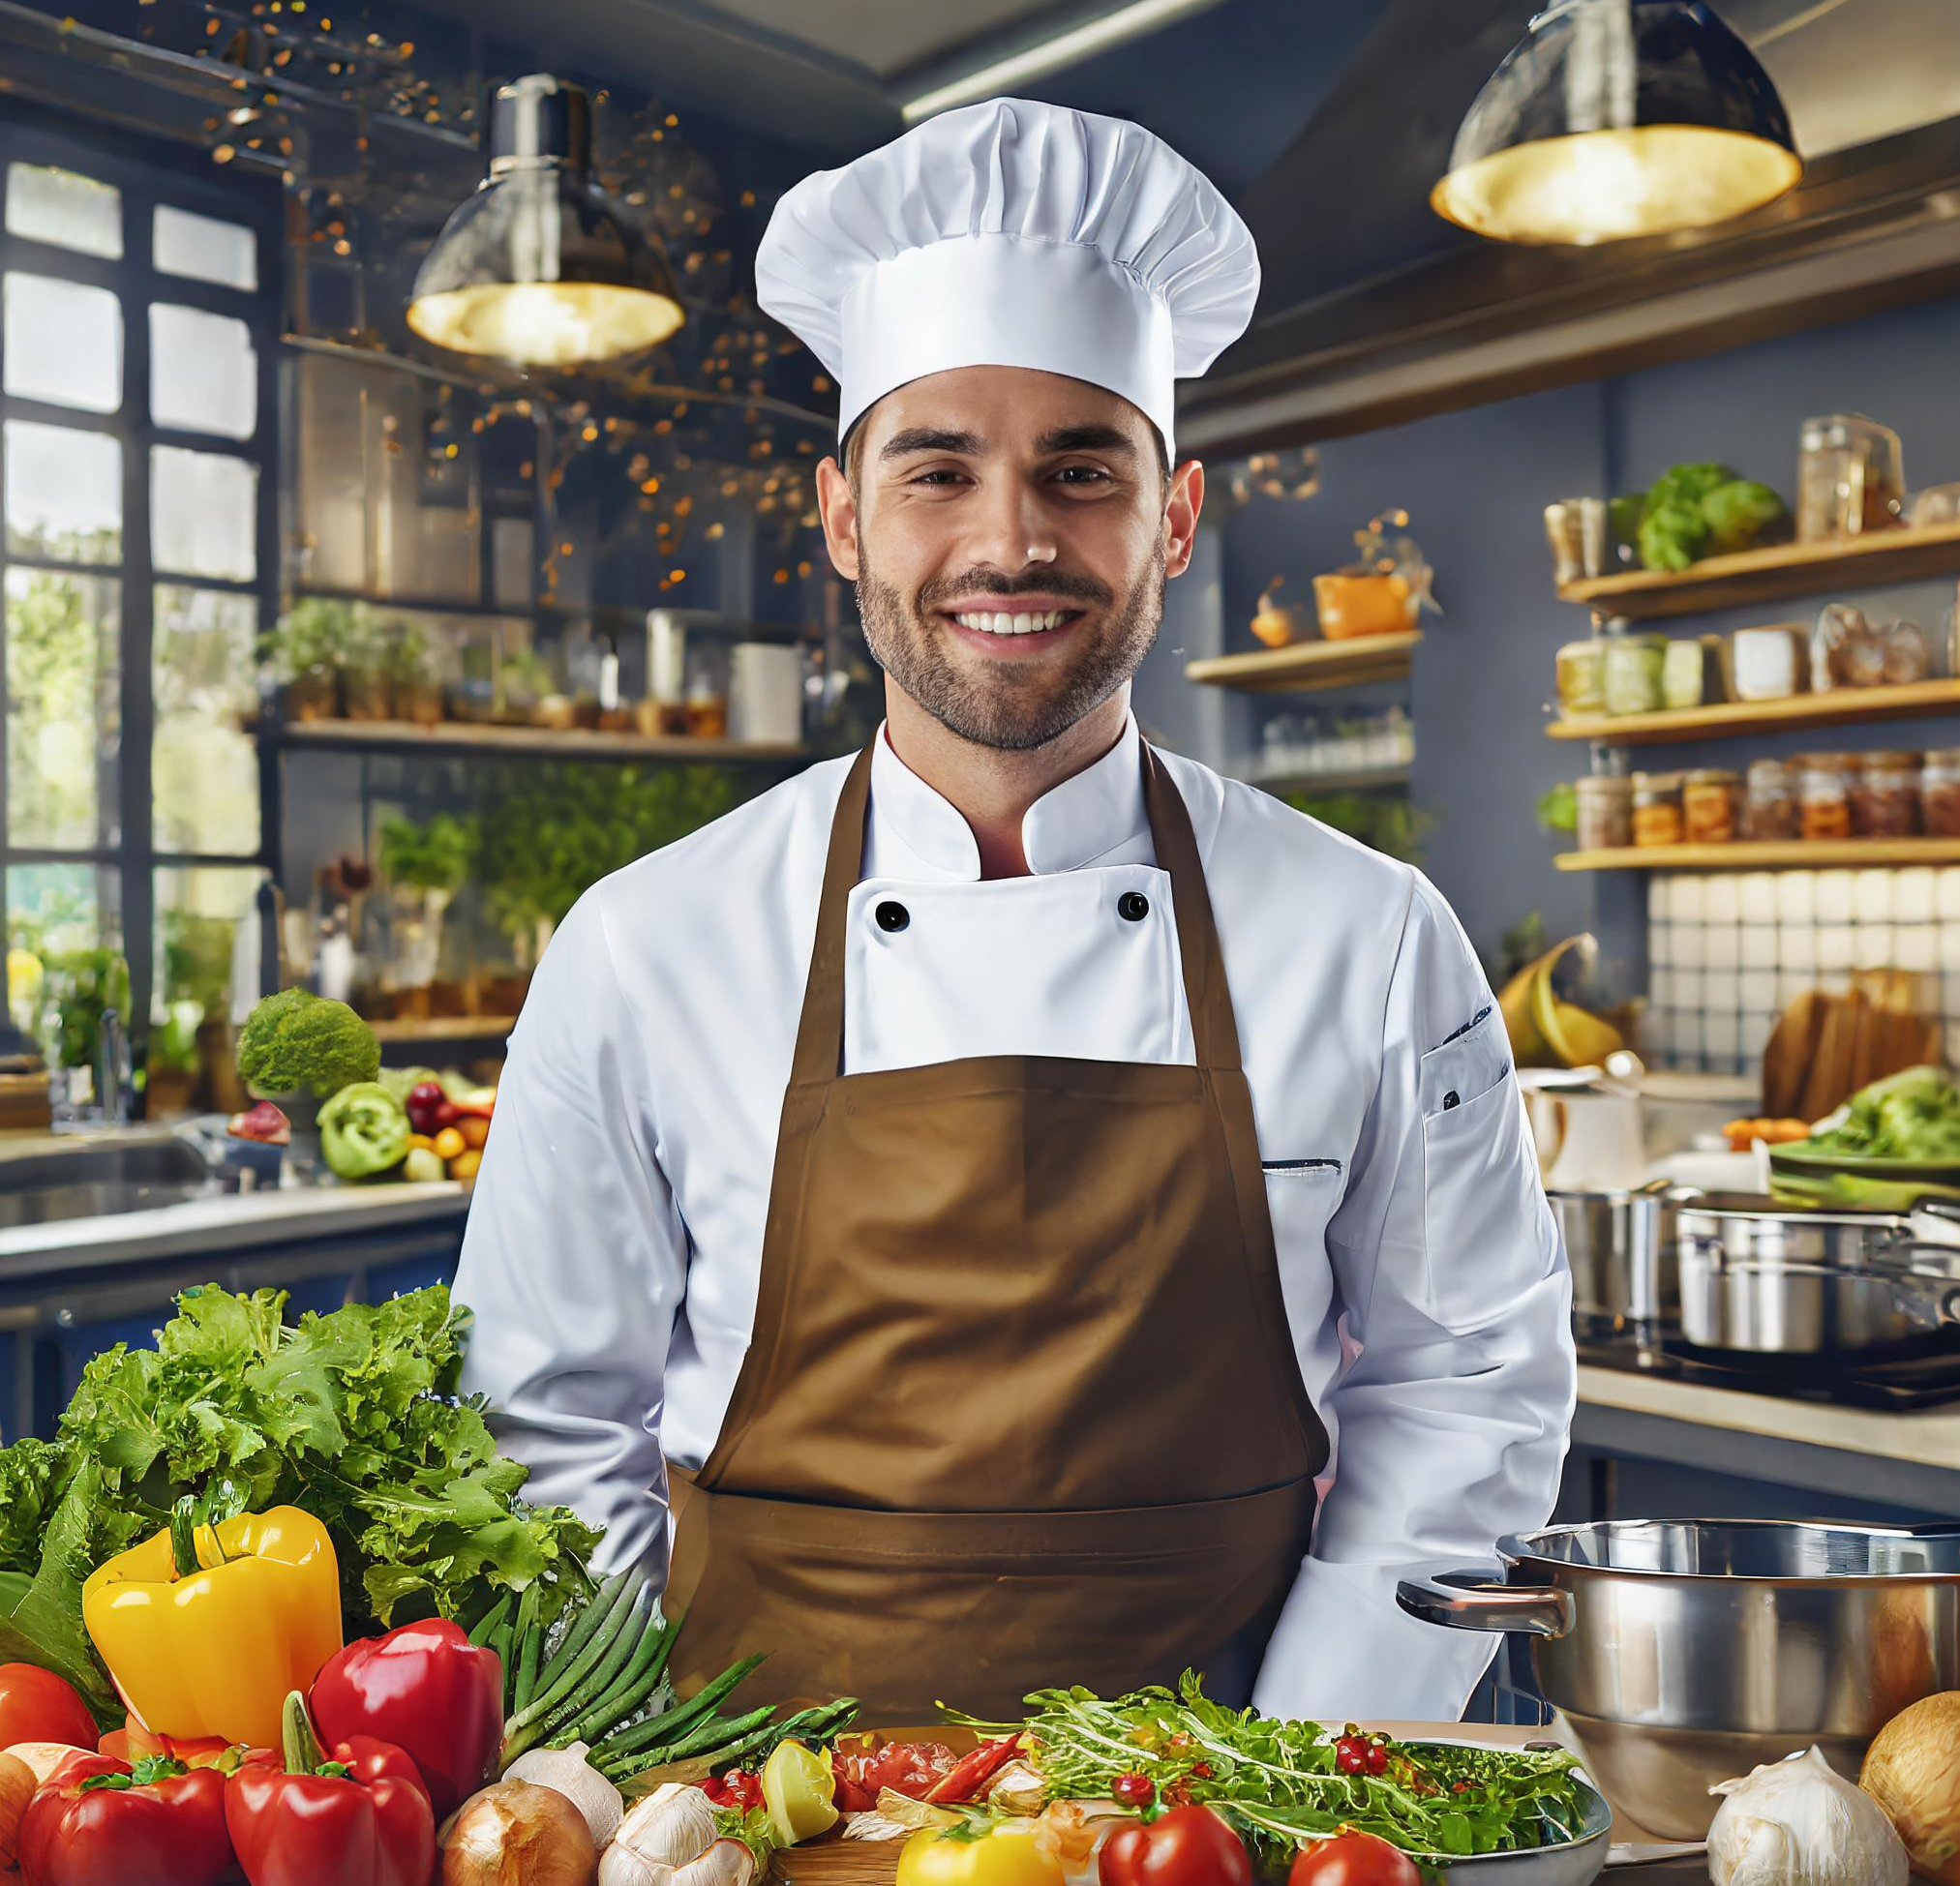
xmin=339 ymin=607 xmax=394 ymax=722
xmin=378 ymin=813 xmax=479 ymax=1015
xmin=383 ymin=617 xmax=444 ymax=728
xmin=258 ymin=598 xmax=352 ymax=722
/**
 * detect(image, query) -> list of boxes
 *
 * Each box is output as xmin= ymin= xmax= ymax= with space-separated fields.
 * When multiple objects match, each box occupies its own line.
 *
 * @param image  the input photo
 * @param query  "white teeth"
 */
xmin=951 ymin=610 xmax=1070 ymax=635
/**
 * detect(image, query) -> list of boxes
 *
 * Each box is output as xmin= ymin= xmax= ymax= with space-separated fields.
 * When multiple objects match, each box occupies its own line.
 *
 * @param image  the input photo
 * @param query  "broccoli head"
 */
xmin=237 ymin=987 xmax=381 ymax=1098
xmin=1701 ymin=478 xmax=1788 ymax=555
xmin=1638 ymin=499 xmax=1709 ymax=573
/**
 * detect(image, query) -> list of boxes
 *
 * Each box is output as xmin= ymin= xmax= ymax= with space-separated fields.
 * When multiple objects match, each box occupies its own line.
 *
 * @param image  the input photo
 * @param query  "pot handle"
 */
xmin=1395 ymin=1572 xmax=1574 ymax=1637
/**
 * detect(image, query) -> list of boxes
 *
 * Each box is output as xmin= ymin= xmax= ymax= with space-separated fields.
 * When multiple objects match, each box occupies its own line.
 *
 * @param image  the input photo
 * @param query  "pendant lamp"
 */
xmin=408 ymin=75 xmax=685 ymax=366
xmin=1432 ymin=0 xmax=1800 ymax=246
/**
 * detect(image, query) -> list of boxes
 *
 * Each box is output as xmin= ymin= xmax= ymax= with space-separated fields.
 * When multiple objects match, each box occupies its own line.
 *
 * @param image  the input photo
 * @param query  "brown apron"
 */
xmin=665 ymin=738 xmax=1328 ymax=1723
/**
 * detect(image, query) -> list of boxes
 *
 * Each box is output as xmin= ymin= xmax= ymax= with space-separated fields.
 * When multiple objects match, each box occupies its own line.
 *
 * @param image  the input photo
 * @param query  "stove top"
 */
xmin=1579 ymin=1332 xmax=1960 ymax=1410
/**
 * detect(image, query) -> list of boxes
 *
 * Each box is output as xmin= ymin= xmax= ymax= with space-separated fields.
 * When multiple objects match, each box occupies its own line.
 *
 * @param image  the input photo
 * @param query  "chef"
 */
xmin=454 ymin=96 xmax=1576 ymax=1725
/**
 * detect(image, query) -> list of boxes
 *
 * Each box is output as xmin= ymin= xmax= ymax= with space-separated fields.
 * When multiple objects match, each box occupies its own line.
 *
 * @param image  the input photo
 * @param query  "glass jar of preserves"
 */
xmin=1662 ymin=637 xmax=1707 ymax=711
xmin=1575 ymin=774 xmax=1634 ymax=852
xmin=1683 ymin=769 xmax=1742 ymax=844
xmin=1555 ymin=640 xmax=1605 ymax=716
xmin=1799 ymin=754 xmax=1853 ymax=841
xmin=1849 ymin=750 xmax=1922 ymax=838
xmin=1632 ymin=773 xmax=1685 ymax=848
xmin=1744 ymin=758 xmax=1800 ymax=841
xmin=1796 ymin=413 xmax=1904 ymax=541
xmin=1925 ymin=749 xmax=1960 ymax=838
xmin=1604 ymin=634 xmax=1668 ymax=716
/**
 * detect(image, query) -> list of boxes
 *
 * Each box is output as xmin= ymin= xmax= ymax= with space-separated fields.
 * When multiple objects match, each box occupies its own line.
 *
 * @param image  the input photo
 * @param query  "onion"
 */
xmin=503 ymin=1742 xmax=624 ymax=1849
xmin=1707 ymin=1746 xmax=1908 ymax=1886
xmin=0 ymin=1751 xmax=34 ymax=1870
xmin=442 ymin=1779 xmax=598 ymax=1886
xmin=2 ymin=1743 xmax=93 ymax=1786
xmin=1860 ymin=1691 xmax=1960 ymax=1883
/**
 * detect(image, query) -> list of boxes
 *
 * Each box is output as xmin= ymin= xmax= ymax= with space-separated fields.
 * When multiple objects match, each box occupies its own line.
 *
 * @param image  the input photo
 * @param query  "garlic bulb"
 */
xmin=600 ymin=1781 xmax=721 ymax=1886
xmin=503 ymin=1742 xmax=624 ymax=1849
xmin=1707 ymin=1746 xmax=1910 ymax=1886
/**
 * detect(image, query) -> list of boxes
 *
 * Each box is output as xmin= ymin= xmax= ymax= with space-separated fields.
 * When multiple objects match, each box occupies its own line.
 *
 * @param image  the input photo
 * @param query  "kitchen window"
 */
xmin=0 ymin=115 xmax=279 ymax=1109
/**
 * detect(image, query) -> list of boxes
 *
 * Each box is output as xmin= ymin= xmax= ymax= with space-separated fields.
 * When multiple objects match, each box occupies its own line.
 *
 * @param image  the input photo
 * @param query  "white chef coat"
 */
xmin=453 ymin=713 xmax=1576 ymax=1721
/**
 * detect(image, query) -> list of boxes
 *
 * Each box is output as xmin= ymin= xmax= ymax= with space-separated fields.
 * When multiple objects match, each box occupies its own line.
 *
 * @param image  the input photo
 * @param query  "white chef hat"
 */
xmin=754 ymin=96 xmax=1258 ymax=461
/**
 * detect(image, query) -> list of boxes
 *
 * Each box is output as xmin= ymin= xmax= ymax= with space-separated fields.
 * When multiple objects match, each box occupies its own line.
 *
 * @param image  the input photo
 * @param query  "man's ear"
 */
xmin=1164 ymin=460 xmax=1204 ymax=578
xmin=816 ymin=457 xmax=860 ymax=581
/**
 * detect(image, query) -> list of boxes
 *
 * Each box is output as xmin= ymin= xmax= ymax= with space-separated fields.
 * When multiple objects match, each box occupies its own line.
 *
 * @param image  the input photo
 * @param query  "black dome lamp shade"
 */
xmin=407 ymin=75 xmax=685 ymax=365
xmin=1432 ymin=1 xmax=1801 ymax=246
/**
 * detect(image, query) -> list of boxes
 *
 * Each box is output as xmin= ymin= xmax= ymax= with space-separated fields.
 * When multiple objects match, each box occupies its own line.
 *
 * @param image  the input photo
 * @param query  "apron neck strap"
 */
xmin=790 ymin=734 xmax=1243 ymax=1082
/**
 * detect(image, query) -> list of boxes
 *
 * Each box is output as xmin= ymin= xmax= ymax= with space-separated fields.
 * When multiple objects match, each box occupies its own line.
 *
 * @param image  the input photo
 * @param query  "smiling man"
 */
xmin=454 ymin=98 xmax=1575 ymax=1727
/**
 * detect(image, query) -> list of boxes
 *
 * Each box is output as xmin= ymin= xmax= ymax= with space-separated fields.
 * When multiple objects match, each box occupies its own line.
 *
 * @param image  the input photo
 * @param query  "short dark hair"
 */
xmin=844 ymin=418 xmax=1170 ymax=493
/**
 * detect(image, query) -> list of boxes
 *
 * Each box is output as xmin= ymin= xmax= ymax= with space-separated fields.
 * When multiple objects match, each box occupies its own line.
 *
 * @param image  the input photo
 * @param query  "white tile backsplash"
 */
xmin=1652 ymin=868 xmax=1960 ymax=1077
xmin=1777 ymin=872 xmax=1817 ymax=924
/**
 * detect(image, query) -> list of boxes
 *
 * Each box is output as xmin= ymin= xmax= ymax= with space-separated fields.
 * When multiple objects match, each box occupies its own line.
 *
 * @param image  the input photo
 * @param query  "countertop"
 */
xmin=0 ymin=1175 xmax=469 ymax=1278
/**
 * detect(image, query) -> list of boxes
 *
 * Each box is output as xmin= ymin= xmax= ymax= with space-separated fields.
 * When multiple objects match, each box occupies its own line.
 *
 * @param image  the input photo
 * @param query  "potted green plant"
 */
xmin=339 ymin=607 xmax=393 ymax=722
xmin=382 ymin=617 xmax=443 ymax=728
xmin=496 ymin=647 xmax=552 ymax=724
xmin=377 ymin=812 xmax=479 ymax=1009
xmin=257 ymin=598 xmax=352 ymax=721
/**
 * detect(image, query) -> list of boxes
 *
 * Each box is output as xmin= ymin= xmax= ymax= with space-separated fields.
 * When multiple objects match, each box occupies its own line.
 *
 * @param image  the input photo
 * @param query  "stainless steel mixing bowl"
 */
xmin=1398 ymin=1519 xmax=1960 ymax=1840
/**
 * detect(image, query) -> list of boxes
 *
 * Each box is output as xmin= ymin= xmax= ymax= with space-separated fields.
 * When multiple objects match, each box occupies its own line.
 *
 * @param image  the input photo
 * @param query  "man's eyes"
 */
xmin=904 ymin=465 xmax=1112 ymax=487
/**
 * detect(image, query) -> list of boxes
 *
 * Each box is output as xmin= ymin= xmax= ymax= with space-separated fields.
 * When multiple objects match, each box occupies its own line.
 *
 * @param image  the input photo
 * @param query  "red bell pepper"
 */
xmin=17 ymin=1750 xmax=234 ymax=1886
xmin=101 ymin=1714 xmax=240 ymax=1770
xmin=308 ymin=1614 xmax=501 ymax=1820
xmin=224 ymin=1691 xmax=434 ymax=1886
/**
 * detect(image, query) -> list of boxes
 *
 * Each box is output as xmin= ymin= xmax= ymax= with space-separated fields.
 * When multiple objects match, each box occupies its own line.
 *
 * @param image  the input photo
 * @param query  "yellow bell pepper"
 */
xmin=895 ymin=1822 xmax=1065 ymax=1886
xmin=81 ymin=1504 xmax=343 ymax=1751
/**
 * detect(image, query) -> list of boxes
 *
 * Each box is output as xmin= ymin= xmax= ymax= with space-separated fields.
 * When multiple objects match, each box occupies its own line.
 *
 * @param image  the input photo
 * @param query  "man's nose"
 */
xmin=966 ymin=474 xmax=1057 ymax=570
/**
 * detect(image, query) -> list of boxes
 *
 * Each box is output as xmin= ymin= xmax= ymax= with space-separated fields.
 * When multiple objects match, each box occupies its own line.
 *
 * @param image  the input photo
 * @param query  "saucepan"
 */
xmin=1397 ymin=1518 xmax=1960 ymax=1840
xmin=1549 ymin=1180 xmax=1683 ymax=1337
xmin=1674 ymin=1194 xmax=1960 ymax=1352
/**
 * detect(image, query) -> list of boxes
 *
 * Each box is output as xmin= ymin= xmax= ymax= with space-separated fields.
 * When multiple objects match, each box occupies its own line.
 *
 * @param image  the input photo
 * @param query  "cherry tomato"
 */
xmin=1099 ymin=1804 xmax=1252 ymax=1886
xmin=0 ymin=1665 xmax=96 ymax=1751
xmin=1287 ymin=1829 xmax=1422 ymax=1886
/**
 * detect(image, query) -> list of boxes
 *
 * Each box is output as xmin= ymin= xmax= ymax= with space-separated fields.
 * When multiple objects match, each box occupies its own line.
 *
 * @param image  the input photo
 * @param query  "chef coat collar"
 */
xmin=869 ymin=715 xmax=1149 ymax=883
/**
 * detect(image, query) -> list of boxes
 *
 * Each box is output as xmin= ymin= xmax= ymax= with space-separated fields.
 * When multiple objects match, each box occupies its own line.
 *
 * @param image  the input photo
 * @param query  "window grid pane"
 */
xmin=151 ymin=444 xmax=256 ymax=582
xmin=150 ymin=304 xmax=256 ymax=439
xmin=153 ymin=204 xmax=256 ymax=291
xmin=152 ymin=584 xmax=259 ymax=855
xmin=4 ymin=421 xmax=122 ymax=564
xmin=5 ymin=165 xmax=121 ymax=259
xmin=5 ymin=568 xmax=120 ymax=852
xmin=3 ymin=274 xmax=123 ymax=414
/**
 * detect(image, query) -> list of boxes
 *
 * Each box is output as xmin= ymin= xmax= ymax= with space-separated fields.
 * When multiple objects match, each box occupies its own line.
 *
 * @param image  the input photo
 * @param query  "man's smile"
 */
xmin=936 ymin=596 xmax=1089 ymax=656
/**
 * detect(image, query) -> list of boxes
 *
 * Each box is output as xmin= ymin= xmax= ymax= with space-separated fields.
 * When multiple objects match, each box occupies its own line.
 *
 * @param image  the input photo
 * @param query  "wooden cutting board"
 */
xmin=772 ymin=1841 xmax=902 ymax=1884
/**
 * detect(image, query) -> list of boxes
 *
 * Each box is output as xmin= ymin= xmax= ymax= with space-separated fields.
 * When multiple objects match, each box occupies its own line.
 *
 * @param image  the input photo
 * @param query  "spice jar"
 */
xmin=1683 ymin=769 xmax=1742 ymax=844
xmin=1744 ymin=758 xmax=1800 ymax=841
xmin=1661 ymin=638 xmax=1707 ymax=711
xmin=1849 ymin=751 xmax=1922 ymax=838
xmin=1632 ymin=773 xmax=1685 ymax=848
xmin=1575 ymin=774 xmax=1634 ymax=852
xmin=1604 ymin=635 xmax=1668 ymax=716
xmin=1555 ymin=640 xmax=1605 ymax=716
xmin=1796 ymin=413 xmax=1904 ymax=541
xmin=1925 ymin=750 xmax=1960 ymax=838
xmin=1799 ymin=754 xmax=1853 ymax=841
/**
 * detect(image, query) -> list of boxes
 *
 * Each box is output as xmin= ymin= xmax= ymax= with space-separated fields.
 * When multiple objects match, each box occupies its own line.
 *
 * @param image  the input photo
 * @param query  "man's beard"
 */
xmin=855 ymin=539 xmax=1165 ymax=753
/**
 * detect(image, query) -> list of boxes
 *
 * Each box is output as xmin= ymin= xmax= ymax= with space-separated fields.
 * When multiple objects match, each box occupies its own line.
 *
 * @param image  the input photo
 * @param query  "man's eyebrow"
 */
xmin=879 ymin=426 xmax=986 ymax=461
xmin=1035 ymin=423 xmax=1137 ymax=457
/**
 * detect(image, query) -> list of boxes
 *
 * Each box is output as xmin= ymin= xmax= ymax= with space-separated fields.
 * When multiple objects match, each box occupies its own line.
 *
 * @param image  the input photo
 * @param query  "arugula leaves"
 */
xmin=0 ymin=1283 xmax=600 ymax=1724
xmin=964 ymin=1673 xmax=1591 ymax=1870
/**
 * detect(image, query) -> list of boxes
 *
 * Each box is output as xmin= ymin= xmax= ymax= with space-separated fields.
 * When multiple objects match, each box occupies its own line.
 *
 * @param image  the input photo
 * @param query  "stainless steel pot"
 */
xmin=1398 ymin=1519 xmax=1960 ymax=1841
xmin=1675 ymin=1194 xmax=1960 ymax=1352
xmin=1550 ymin=1182 xmax=1681 ymax=1336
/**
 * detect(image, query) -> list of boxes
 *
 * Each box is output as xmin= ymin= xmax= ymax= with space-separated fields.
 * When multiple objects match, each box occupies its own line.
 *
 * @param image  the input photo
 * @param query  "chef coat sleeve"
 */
xmin=452 ymin=887 xmax=684 ymax=1580
xmin=1252 ymin=873 xmax=1575 ymax=1721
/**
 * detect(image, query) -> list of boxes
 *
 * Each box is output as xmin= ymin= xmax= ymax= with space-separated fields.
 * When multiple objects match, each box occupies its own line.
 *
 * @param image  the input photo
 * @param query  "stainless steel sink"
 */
xmin=0 ymin=1137 xmax=224 ymax=1230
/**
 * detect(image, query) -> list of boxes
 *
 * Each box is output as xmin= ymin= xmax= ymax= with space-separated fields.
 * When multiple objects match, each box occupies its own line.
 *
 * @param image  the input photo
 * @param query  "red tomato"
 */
xmin=1287 ymin=1830 xmax=1422 ymax=1886
xmin=1099 ymin=1805 xmax=1252 ymax=1886
xmin=0 ymin=1664 xmax=97 ymax=1751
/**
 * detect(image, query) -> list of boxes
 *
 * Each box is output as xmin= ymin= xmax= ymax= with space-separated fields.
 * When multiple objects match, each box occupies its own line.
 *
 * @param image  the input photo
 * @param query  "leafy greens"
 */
xmin=0 ymin=1282 xmax=599 ymax=1725
xmin=957 ymin=1673 xmax=1592 ymax=1867
xmin=1804 ymin=1065 xmax=1960 ymax=1163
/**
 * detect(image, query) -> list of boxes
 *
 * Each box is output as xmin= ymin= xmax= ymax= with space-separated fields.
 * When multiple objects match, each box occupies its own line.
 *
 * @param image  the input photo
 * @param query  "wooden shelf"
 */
xmin=1558 ymin=522 xmax=1960 ymax=620
xmin=1185 ymin=631 xmax=1420 ymax=695
xmin=264 ymin=720 xmax=809 ymax=764
xmin=370 ymin=1014 xmax=518 ymax=1044
xmin=1548 ymin=678 xmax=1960 ymax=745
xmin=1556 ymin=839 xmax=1960 ymax=872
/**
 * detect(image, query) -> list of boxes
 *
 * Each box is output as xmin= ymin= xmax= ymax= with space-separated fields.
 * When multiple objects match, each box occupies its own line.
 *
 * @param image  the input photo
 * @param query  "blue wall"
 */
xmin=1147 ymin=290 xmax=1960 ymax=991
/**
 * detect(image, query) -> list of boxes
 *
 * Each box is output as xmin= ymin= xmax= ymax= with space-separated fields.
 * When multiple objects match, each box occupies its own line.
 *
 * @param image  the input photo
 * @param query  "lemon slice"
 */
xmin=761 ymin=1738 xmax=840 ymax=1846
